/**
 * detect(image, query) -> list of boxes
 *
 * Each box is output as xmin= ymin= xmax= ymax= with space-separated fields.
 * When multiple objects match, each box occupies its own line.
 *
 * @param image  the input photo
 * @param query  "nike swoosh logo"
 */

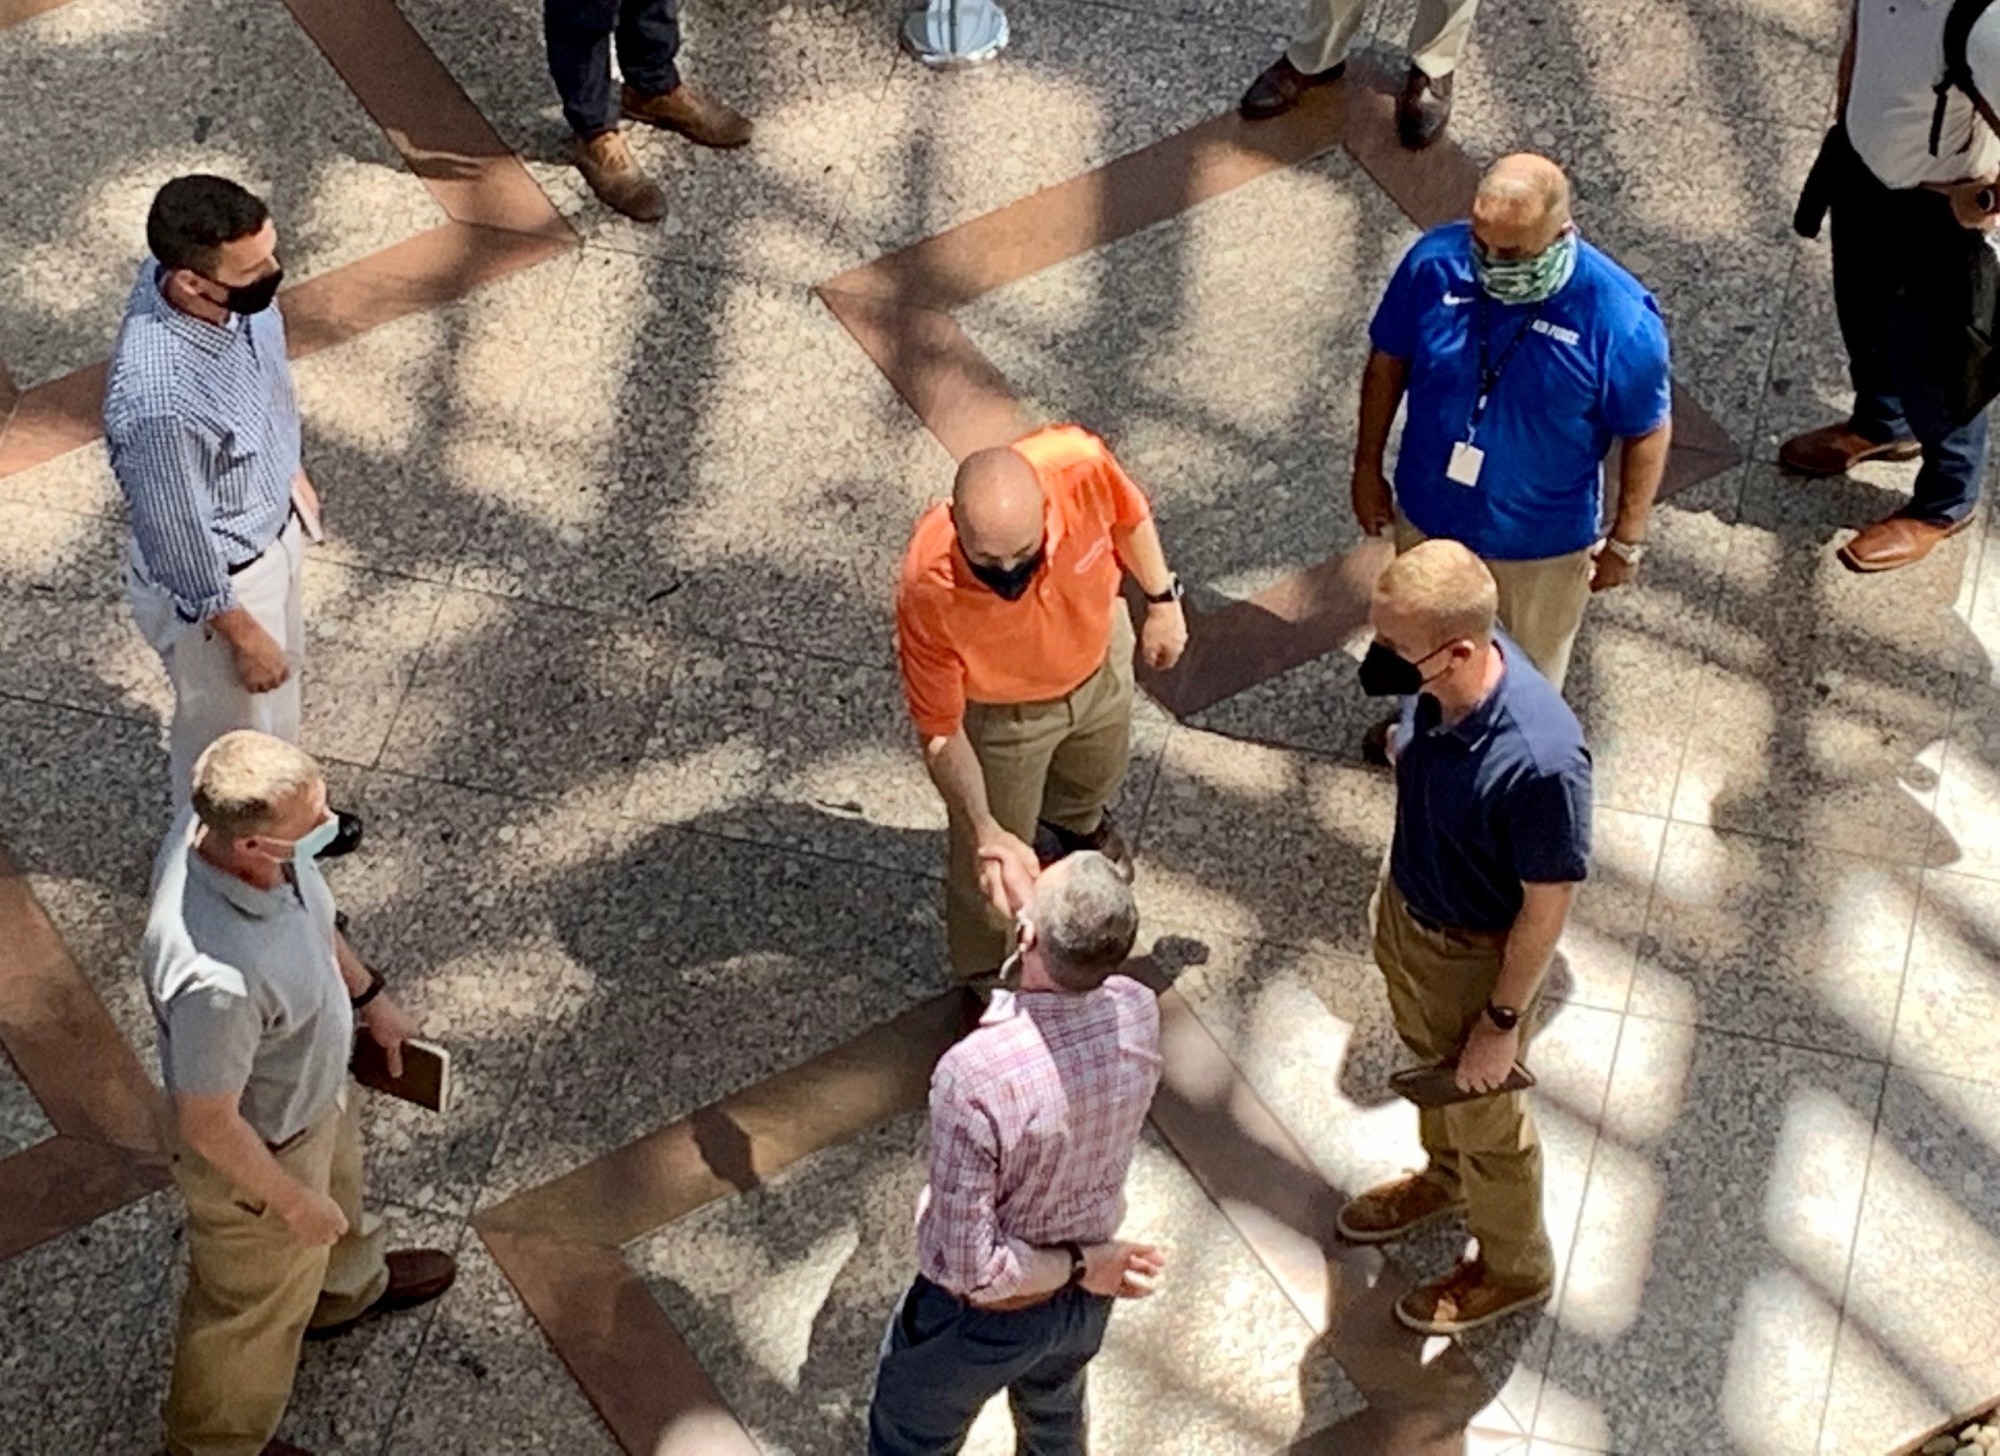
xmin=1442 ymin=292 xmax=1473 ymax=305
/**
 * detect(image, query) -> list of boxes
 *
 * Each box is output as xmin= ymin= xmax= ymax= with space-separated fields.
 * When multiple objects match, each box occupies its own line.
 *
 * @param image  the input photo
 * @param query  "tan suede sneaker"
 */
xmin=1335 ymin=1173 xmax=1466 ymax=1244
xmin=1394 ymin=1257 xmax=1552 ymax=1335
xmin=574 ymin=130 xmax=667 ymax=223
xmin=621 ymin=82 xmax=753 ymax=148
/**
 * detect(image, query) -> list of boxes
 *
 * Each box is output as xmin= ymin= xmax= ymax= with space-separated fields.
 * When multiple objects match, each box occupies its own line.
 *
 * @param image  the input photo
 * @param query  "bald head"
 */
xmin=952 ymin=446 xmax=1046 ymax=566
xmin=1471 ymin=153 xmax=1571 ymax=259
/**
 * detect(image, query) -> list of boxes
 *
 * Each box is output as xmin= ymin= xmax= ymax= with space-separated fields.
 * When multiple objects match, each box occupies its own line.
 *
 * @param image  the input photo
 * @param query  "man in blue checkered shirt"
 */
xmin=105 ymin=175 xmax=336 ymax=819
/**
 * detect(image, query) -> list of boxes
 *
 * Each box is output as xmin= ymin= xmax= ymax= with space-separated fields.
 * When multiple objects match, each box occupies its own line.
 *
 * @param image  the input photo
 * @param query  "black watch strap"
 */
xmin=1144 ymin=575 xmax=1184 ymax=605
xmin=1483 ymin=1001 xmax=1520 ymax=1032
xmin=1059 ymin=1241 xmax=1087 ymax=1285
xmin=350 ymin=969 xmax=386 ymax=1010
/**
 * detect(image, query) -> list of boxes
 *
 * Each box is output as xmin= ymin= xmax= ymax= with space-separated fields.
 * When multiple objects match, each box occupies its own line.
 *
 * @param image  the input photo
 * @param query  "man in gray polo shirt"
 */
xmin=145 ymin=730 xmax=454 ymax=1456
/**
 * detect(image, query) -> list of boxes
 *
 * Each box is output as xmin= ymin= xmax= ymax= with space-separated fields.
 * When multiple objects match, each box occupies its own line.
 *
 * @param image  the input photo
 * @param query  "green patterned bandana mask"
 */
xmin=1474 ymin=227 xmax=1579 ymax=306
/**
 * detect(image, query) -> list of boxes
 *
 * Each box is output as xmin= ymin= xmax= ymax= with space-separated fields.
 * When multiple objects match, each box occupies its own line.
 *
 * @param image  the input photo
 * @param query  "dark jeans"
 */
xmin=543 ymin=0 xmax=681 ymax=139
xmin=867 ymin=1276 xmax=1115 ymax=1456
xmin=1830 ymin=171 xmax=1990 ymax=525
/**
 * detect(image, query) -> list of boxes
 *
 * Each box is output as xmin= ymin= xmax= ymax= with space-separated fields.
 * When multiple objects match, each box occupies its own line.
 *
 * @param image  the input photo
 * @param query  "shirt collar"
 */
xmin=147 ymin=261 xmax=243 ymax=357
xmin=186 ymin=843 xmax=297 ymax=920
xmin=1417 ymin=637 xmax=1516 ymax=746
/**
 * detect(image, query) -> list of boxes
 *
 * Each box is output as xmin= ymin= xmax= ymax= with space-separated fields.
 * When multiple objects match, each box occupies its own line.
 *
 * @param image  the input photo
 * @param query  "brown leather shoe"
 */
xmin=621 ymin=82 xmax=753 ymax=148
xmin=1336 ymin=1173 xmax=1466 ymax=1244
xmin=1395 ymin=1258 xmax=1551 ymax=1334
xmin=305 ymin=1249 xmax=457 ymax=1340
xmin=1361 ymin=714 xmax=1397 ymax=768
xmin=574 ymin=130 xmax=667 ymax=223
xmin=1779 ymin=421 xmax=1923 ymax=477
xmin=1034 ymin=814 xmax=1132 ymax=877
xmin=1836 ymin=512 xmax=1974 ymax=573
xmin=1239 ymin=55 xmax=1346 ymax=120
xmin=1396 ymin=66 xmax=1454 ymax=149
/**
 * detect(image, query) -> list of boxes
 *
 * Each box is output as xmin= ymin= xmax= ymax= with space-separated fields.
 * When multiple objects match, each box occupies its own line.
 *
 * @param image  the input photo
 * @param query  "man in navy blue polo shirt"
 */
xmin=1353 ymin=152 xmax=1673 ymax=701
xmin=1340 ymin=539 xmax=1591 ymax=1335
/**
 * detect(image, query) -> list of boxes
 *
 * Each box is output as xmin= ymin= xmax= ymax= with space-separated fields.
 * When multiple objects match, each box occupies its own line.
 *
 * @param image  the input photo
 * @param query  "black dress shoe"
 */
xmin=1240 ymin=55 xmax=1346 ymax=120
xmin=1034 ymin=816 xmax=1133 ymax=877
xmin=1396 ymin=65 xmax=1454 ymax=149
xmin=317 ymin=810 xmax=365 ymax=860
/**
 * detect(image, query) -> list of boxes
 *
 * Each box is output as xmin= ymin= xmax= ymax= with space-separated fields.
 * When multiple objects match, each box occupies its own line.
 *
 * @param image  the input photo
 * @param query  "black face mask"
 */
xmin=1357 ymin=639 xmax=1454 ymax=697
xmin=210 ymin=265 xmax=284 ymax=317
xmin=966 ymin=544 xmax=1046 ymax=601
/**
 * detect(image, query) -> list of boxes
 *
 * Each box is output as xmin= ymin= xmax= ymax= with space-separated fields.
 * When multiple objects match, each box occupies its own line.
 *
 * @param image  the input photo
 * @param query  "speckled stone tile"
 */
xmin=1671 ymin=465 xmax=1971 ymax=862
xmin=0 ymin=498 xmax=170 ymax=724
xmin=1539 ymin=1019 xmax=1884 ymax=1455
xmin=0 ymin=437 xmax=125 ymax=518
xmin=398 ymin=0 xmax=897 ymax=284
xmin=635 ymin=1113 xmax=1337 ymax=1455
xmin=1894 ymin=870 xmax=2000 ymax=1088
xmin=0 ymin=1191 xmax=176 ymax=1455
xmin=480 ymin=825 xmax=938 ymax=1203
xmin=1553 ymin=806 xmax=1664 ymax=1015
xmin=104 ymin=1202 xmax=469 ymax=1456
xmin=300 ymin=558 xmax=450 ymax=772
xmin=289 ymin=251 xmax=582 ymax=584
xmin=0 ymin=0 xmax=442 ymax=389
xmin=1101 ymin=0 xmax=1296 ymax=35
xmin=844 ymin=0 xmax=1283 ymax=258
xmin=1818 ymin=1070 xmax=2000 ymax=1456
xmin=1931 ymin=679 xmax=2000 ymax=885
xmin=624 ymin=638 xmax=943 ymax=877
xmin=1632 ymin=822 xmax=1920 ymax=1059
xmin=1136 ymin=725 xmax=1395 ymax=956
xmin=955 ymin=144 xmax=1418 ymax=600
xmin=0 ymin=1056 xmax=54 ymax=1161
xmin=1449 ymin=0 xmax=1846 ymax=124
xmin=314 ymin=774 xmax=612 ymax=1215
xmin=0 ymin=696 xmax=170 ymax=1079
xmin=377 ymin=586 xmax=679 ymax=810
xmin=384 ymin=1223 xmax=623 ymax=1456
xmin=450 ymin=251 xmax=944 ymax=665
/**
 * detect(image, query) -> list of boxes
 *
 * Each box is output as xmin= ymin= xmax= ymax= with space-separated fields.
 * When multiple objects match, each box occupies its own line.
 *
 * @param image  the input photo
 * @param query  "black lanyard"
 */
xmin=1469 ymin=293 xmax=1550 ymax=439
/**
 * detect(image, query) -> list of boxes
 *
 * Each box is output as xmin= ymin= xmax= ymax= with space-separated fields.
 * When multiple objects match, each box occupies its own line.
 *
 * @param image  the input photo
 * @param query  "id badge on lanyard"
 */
xmin=1453 ymin=295 xmax=1545 ymax=489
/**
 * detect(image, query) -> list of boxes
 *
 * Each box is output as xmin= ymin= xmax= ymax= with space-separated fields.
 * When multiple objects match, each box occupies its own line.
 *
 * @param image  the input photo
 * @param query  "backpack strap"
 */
xmin=1936 ymin=0 xmax=2000 ymax=155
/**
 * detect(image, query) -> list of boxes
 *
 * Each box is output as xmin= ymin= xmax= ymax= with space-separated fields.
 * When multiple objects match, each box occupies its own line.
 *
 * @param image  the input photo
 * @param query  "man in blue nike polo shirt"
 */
xmin=1352 ymin=152 xmax=1673 ymax=703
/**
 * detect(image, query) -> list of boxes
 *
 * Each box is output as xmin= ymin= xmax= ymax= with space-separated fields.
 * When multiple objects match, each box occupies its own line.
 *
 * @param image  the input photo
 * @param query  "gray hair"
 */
xmin=190 ymin=730 xmax=322 ymax=838
xmin=1034 ymin=851 xmax=1139 ymax=991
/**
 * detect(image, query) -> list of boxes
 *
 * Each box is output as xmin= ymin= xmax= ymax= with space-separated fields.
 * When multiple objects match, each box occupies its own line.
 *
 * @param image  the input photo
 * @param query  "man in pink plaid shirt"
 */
xmin=867 ymin=850 xmax=1166 ymax=1455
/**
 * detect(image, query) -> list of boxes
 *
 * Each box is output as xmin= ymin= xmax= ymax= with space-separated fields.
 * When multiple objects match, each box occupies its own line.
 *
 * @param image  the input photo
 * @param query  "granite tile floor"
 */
xmin=1 ymin=0 xmax=1998 ymax=1452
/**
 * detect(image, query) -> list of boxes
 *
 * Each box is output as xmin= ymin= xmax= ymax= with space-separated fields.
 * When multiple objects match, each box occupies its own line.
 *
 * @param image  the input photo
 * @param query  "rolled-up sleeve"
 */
xmin=896 ymin=599 xmax=968 ymax=741
xmin=109 ymin=413 xmax=236 ymax=622
xmin=920 ymin=1068 xmax=1032 ymax=1301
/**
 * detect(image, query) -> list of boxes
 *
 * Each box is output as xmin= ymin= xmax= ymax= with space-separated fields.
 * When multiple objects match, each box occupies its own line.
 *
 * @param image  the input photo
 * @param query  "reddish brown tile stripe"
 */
xmin=0 ymin=845 xmax=162 ymax=1153
xmin=0 ymin=0 xmax=77 ymax=28
xmin=481 ymin=1229 xmax=762 ymax=1456
xmin=279 ymin=0 xmax=572 ymax=239
xmin=0 ymin=1136 xmax=168 ymax=1263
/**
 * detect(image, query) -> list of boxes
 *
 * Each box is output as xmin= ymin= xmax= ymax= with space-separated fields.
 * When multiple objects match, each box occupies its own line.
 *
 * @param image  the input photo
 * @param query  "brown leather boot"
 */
xmin=574 ymin=131 xmax=667 ymax=223
xmin=1394 ymin=1257 xmax=1552 ymax=1335
xmin=1836 ymin=512 xmax=1973 ymax=573
xmin=621 ymin=82 xmax=753 ymax=148
xmin=1396 ymin=66 xmax=1454 ymax=150
xmin=1779 ymin=421 xmax=1923 ymax=476
xmin=305 ymin=1249 xmax=458 ymax=1340
xmin=1336 ymin=1173 xmax=1466 ymax=1243
xmin=1239 ymin=55 xmax=1346 ymax=120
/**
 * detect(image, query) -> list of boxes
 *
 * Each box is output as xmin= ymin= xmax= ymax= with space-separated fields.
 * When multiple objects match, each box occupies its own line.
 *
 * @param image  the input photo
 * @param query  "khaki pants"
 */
xmin=165 ymin=1087 xmax=389 ymax=1456
xmin=1371 ymin=874 xmax=1554 ymax=1286
xmin=946 ymin=613 xmax=1135 ymax=979
xmin=1288 ymin=0 xmax=1479 ymax=78
xmin=1393 ymin=517 xmax=1593 ymax=692
xmin=128 ymin=513 xmax=306 ymax=814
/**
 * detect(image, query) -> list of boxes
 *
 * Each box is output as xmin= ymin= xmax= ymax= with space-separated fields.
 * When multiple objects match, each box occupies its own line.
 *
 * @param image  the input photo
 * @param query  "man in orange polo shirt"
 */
xmin=897 ymin=425 xmax=1189 ymax=981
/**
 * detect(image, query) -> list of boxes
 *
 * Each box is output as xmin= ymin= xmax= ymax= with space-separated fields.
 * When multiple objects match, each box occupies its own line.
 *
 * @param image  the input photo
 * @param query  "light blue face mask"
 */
xmin=1474 ymin=226 xmax=1579 ymax=306
xmin=263 ymin=814 xmax=340 ymax=869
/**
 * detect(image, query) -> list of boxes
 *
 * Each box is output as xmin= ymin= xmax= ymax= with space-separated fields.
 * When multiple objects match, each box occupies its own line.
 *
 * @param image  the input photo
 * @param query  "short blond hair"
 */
xmin=190 ymin=732 xmax=322 ymax=838
xmin=1376 ymin=539 xmax=1499 ymax=644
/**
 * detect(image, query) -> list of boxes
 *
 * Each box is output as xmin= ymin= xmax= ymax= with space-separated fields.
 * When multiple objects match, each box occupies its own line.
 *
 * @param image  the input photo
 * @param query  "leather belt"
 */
xmin=226 ymin=502 xmax=302 ymax=575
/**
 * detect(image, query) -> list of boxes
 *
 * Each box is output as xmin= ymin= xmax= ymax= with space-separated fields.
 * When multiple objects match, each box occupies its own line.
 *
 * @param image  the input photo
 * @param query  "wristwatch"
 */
xmin=1144 ymin=574 xmax=1185 ymax=606
xmin=1059 ymin=1241 xmax=1087 ymax=1286
xmin=1600 ymin=536 xmax=1646 ymax=566
xmin=350 ymin=968 xmax=386 ymax=1010
xmin=1483 ymin=1001 xmax=1521 ymax=1032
